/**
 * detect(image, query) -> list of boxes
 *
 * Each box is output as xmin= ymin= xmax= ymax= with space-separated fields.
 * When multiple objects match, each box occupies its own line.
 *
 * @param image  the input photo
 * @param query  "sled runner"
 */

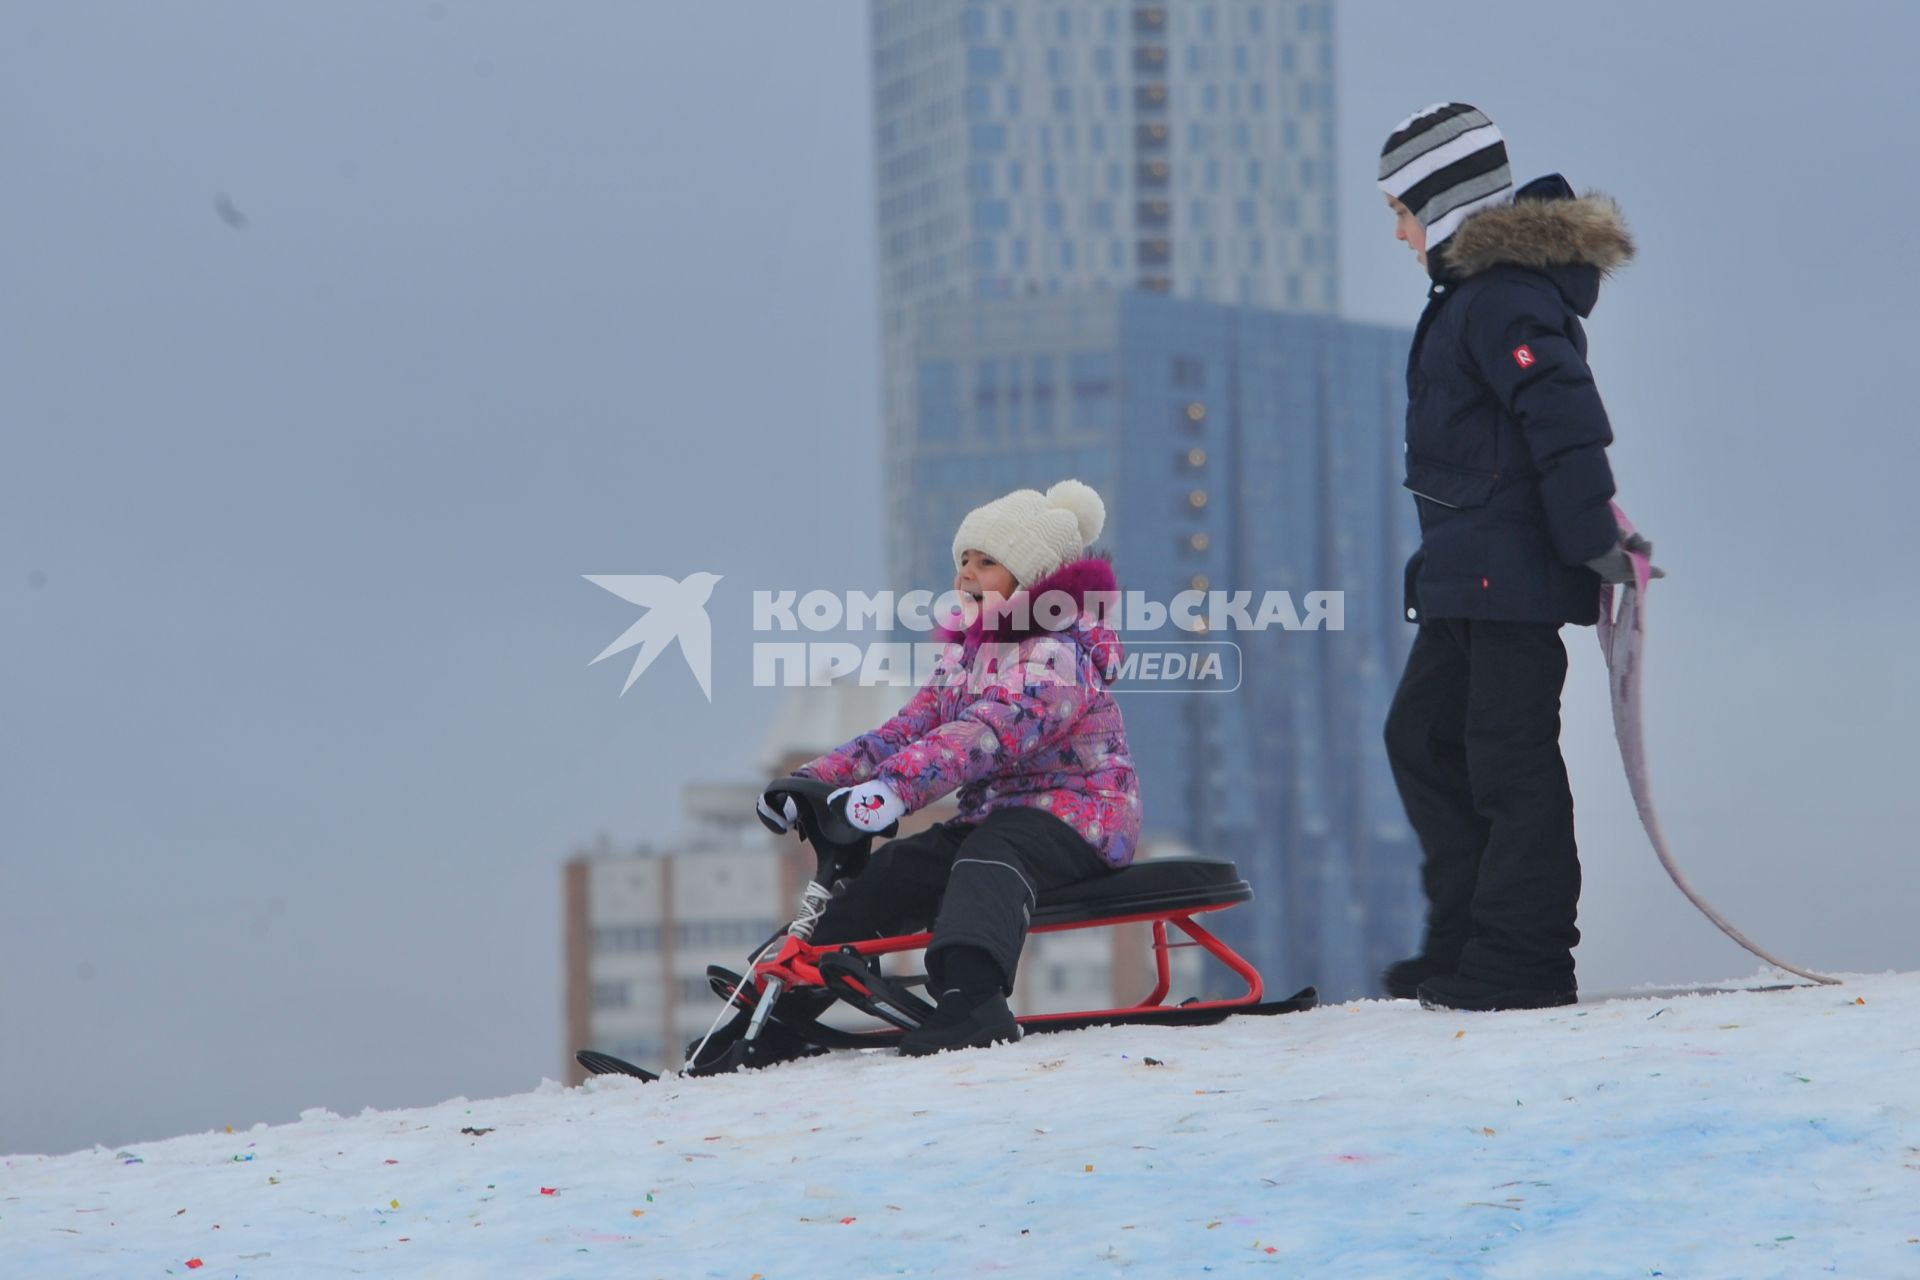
xmin=577 ymin=777 xmax=1315 ymax=1080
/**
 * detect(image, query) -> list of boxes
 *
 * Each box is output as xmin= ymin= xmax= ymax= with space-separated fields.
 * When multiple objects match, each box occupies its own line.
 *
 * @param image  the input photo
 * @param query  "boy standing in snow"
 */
xmin=1375 ymin=103 xmax=1658 ymax=1011
xmin=709 ymin=480 xmax=1140 ymax=1066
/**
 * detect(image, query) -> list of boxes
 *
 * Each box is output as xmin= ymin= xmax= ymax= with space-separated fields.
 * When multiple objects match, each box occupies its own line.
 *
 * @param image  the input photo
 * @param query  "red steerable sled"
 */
xmin=577 ymin=776 xmax=1315 ymax=1081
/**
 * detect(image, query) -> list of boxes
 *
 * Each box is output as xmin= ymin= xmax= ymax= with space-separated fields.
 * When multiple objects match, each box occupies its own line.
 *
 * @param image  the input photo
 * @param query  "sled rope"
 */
xmin=1597 ymin=508 xmax=1839 ymax=986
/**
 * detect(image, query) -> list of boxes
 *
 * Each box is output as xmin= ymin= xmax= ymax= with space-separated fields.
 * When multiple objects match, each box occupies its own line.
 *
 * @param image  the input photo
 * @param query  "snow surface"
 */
xmin=6 ymin=972 xmax=1919 ymax=1278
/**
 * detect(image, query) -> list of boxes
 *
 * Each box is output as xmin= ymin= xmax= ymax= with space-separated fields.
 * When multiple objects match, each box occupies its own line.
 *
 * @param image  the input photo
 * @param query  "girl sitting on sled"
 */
xmin=716 ymin=479 xmax=1141 ymax=1064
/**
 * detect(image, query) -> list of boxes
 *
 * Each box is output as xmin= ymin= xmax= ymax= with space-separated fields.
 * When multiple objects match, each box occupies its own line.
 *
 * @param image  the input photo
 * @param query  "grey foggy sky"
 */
xmin=2 ymin=2 xmax=1915 ymax=1157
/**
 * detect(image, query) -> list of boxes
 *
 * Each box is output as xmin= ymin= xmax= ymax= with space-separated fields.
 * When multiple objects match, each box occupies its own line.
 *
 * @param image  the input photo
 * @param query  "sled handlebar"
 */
xmin=763 ymin=776 xmax=897 ymax=882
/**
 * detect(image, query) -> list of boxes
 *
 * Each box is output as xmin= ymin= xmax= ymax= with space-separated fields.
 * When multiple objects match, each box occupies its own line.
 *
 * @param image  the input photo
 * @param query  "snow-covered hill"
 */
xmin=6 ymin=972 xmax=1918 ymax=1278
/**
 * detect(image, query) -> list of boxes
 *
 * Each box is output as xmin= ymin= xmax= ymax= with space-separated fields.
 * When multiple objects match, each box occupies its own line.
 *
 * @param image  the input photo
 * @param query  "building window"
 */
xmin=967 ymin=47 xmax=1003 ymax=79
xmin=919 ymin=360 xmax=961 ymax=441
xmin=971 ymin=123 xmax=1007 ymax=152
xmin=591 ymin=980 xmax=630 ymax=1011
xmin=1031 ymin=356 xmax=1056 ymax=431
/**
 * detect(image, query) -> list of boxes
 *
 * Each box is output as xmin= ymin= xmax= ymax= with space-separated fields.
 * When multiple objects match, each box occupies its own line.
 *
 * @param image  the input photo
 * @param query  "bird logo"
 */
xmin=584 ymin=572 xmax=724 ymax=700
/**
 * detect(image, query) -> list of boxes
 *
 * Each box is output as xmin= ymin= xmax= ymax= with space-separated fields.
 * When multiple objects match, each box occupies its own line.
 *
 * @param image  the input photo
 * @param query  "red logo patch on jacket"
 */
xmin=1512 ymin=345 xmax=1536 ymax=368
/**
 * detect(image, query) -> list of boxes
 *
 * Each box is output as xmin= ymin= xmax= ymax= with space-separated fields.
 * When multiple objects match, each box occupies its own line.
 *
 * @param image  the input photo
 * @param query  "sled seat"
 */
xmin=1031 ymin=857 xmax=1252 ymax=927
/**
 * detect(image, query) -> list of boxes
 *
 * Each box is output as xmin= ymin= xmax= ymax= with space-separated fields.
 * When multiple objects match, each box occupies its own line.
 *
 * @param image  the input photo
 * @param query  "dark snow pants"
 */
xmin=811 ymin=806 xmax=1111 ymax=994
xmin=1384 ymin=619 xmax=1581 ymax=991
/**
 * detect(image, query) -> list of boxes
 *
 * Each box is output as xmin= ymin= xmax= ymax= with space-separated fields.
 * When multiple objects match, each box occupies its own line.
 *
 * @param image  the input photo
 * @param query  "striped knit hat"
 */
xmin=1378 ymin=103 xmax=1514 ymax=251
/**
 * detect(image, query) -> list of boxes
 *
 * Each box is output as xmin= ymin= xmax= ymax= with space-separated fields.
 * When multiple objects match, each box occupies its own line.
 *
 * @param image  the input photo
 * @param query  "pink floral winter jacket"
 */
xmin=794 ymin=556 xmax=1142 ymax=867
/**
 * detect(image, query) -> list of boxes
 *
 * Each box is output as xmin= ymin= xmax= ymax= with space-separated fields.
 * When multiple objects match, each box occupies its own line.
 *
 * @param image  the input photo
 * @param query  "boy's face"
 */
xmin=1386 ymin=194 xmax=1428 ymax=267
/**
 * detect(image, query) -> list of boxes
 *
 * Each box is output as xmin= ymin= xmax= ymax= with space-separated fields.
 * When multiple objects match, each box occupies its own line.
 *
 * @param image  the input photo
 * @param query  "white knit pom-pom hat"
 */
xmin=951 ymin=478 xmax=1107 ymax=586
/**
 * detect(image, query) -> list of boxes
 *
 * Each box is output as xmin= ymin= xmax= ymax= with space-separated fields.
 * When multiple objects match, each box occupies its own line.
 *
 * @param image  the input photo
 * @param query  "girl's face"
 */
xmin=1386 ymin=194 xmax=1428 ymax=267
xmin=955 ymin=549 xmax=1018 ymax=611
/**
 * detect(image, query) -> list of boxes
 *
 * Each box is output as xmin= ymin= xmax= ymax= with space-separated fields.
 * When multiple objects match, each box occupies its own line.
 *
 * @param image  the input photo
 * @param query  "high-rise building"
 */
xmin=871 ymin=0 xmax=1340 ymax=575
xmin=868 ymin=2 xmax=1418 ymax=1000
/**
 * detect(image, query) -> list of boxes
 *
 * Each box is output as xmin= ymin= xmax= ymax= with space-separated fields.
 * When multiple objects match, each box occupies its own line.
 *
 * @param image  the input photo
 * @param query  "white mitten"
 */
xmin=828 ymin=780 xmax=906 ymax=833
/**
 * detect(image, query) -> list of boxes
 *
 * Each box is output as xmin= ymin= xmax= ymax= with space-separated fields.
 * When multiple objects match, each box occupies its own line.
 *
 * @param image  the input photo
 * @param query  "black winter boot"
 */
xmin=1382 ymin=955 xmax=1456 ymax=1000
xmin=898 ymin=989 xmax=1021 ymax=1057
xmin=1416 ymin=973 xmax=1576 ymax=1012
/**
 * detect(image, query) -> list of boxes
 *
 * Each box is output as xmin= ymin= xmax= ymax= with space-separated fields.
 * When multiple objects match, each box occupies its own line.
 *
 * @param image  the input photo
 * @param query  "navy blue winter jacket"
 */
xmin=1400 ymin=174 xmax=1635 ymax=627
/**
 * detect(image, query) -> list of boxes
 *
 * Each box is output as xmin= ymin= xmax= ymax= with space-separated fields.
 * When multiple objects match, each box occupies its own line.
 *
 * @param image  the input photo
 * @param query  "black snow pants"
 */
xmin=1383 ymin=619 xmax=1581 ymax=991
xmin=812 ymin=805 xmax=1111 ymax=994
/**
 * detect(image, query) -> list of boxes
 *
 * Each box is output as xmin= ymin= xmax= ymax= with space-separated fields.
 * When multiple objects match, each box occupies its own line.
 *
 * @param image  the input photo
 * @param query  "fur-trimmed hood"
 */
xmin=935 ymin=553 xmax=1125 ymax=682
xmin=1438 ymin=174 xmax=1633 ymax=315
